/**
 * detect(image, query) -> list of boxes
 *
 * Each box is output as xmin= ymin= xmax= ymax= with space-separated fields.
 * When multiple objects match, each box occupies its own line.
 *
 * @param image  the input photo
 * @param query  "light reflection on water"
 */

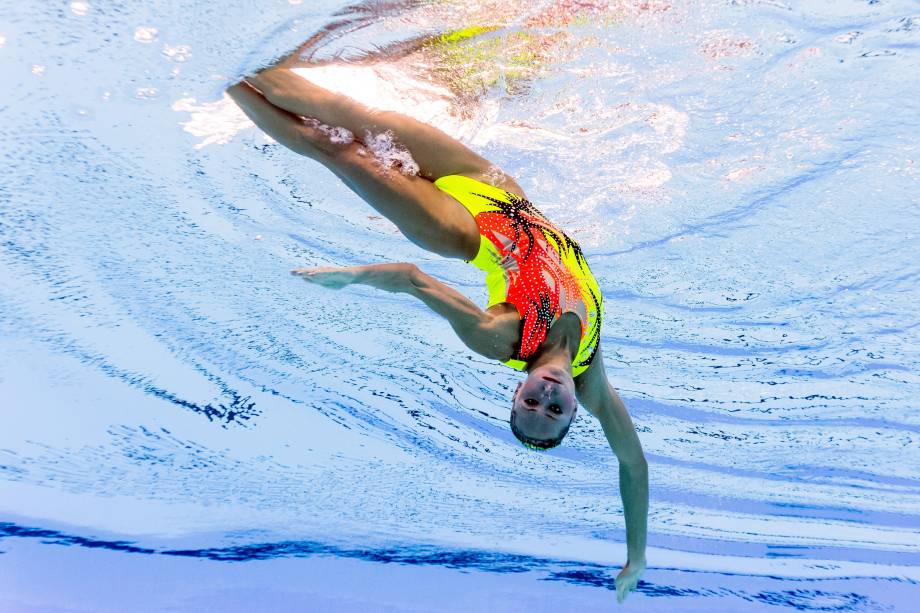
xmin=1 ymin=0 xmax=918 ymax=610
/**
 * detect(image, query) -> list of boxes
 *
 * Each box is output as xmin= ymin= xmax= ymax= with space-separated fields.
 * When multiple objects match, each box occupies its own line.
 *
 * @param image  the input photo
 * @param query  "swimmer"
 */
xmin=227 ymin=54 xmax=648 ymax=603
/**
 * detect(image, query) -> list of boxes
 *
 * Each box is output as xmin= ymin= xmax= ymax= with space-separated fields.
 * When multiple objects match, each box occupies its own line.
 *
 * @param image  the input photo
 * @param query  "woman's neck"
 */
xmin=526 ymin=313 xmax=581 ymax=373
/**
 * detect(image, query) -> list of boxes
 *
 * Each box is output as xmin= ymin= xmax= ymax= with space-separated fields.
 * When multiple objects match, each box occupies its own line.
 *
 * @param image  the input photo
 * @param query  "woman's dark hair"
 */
xmin=509 ymin=410 xmax=573 ymax=451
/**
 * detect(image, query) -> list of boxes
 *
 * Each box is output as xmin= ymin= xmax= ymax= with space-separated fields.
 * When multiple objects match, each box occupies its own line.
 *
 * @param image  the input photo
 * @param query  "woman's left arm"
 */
xmin=575 ymin=350 xmax=649 ymax=603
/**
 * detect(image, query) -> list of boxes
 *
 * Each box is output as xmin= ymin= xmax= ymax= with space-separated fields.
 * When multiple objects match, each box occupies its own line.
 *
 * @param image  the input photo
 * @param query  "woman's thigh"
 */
xmin=325 ymin=143 xmax=481 ymax=261
xmin=228 ymin=80 xmax=480 ymax=260
xmin=247 ymin=70 xmax=495 ymax=182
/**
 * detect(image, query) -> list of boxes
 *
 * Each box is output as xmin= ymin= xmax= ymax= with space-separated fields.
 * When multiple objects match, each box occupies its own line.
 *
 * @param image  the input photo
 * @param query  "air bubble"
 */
xmin=162 ymin=44 xmax=192 ymax=62
xmin=834 ymin=31 xmax=860 ymax=44
xmin=363 ymin=130 xmax=420 ymax=176
xmin=134 ymin=26 xmax=158 ymax=44
xmin=303 ymin=118 xmax=355 ymax=144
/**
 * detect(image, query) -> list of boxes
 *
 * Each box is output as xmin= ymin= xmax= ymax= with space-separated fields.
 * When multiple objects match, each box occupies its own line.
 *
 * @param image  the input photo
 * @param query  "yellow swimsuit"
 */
xmin=434 ymin=175 xmax=603 ymax=377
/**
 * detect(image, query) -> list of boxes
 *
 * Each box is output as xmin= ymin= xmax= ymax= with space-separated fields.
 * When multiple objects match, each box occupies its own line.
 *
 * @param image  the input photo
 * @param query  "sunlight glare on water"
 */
xmin=1 ymin=0 xmax=919 ymax=610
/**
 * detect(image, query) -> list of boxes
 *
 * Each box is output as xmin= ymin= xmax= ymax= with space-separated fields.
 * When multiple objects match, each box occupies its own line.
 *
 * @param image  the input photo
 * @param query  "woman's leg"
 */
xmin=227 ymin=81 xmax=480 ymax=260
xmin=244 ymin=68 xmax=526 ymax=197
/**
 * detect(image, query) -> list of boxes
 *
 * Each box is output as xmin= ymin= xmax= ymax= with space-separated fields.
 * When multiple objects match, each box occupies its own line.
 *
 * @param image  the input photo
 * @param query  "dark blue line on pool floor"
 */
xmin=0 ymin=520 xmax=900 ymax=611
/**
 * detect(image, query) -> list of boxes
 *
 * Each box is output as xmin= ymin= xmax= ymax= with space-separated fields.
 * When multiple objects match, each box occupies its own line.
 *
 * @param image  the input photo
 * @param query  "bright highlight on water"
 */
xmin=1 ymin=0 xmax=918 ymax=611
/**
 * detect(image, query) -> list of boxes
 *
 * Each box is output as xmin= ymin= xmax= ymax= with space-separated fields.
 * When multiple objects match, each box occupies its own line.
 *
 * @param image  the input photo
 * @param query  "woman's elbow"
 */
xmin=620 ymin=453 xmax=648 ymax=473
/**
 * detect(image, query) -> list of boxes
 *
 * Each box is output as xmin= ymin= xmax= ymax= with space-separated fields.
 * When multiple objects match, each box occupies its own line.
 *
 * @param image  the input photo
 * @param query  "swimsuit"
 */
xmin=434 ymin=174 xmax=603 ymax=377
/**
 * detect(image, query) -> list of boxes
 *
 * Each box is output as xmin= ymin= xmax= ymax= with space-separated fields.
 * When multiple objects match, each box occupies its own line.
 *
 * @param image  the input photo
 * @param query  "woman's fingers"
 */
xmin=616 ymin=576 xmax=632 ymax=603
xmin=290 ymin=267 xmax=354 ymax=288
xmin=291 ymin=266 xmax=338 ymax=276
xmin=615 ymin=563 xmax=643 ymax=604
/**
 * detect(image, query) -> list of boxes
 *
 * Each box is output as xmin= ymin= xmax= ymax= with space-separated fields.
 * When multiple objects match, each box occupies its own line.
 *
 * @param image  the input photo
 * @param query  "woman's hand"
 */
xmin=615 ymin=558 xmax=646 ymax=603
xmin=291 ymin=266 xmax=360 ymax=289
xmin=292 ymin=263 xmax=417 ymax=292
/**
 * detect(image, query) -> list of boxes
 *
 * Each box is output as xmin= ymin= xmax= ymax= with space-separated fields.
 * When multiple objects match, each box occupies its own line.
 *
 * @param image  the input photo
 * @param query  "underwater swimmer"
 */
xmin=227 ymin=60 xmax=647 ymax=603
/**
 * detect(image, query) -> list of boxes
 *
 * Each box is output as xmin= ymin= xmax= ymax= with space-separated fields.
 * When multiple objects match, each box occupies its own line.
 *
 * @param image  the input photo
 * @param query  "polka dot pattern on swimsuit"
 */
xmin=470 ymin=189 xmax=601 ymax=365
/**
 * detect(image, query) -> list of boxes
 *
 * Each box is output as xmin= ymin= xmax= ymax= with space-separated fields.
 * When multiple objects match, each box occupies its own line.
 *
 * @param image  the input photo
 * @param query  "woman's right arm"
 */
xmin=293 ymin=264 xmax=508 ymax=359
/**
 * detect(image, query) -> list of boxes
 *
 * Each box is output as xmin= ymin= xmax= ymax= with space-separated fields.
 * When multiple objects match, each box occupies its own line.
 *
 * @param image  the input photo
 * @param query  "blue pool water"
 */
xmin=1 ymin=1 xmax=918 ymax=610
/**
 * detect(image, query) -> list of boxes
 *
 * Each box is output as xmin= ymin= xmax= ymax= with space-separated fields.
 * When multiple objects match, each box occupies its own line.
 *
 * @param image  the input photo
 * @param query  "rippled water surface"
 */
xmin=1 ymin=1 xmax=919 ymax=611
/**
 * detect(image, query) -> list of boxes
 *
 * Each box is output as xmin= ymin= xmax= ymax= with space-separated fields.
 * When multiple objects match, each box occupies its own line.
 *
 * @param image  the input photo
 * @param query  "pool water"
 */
xmin=1 ymin=1 xmax=918 ymax=611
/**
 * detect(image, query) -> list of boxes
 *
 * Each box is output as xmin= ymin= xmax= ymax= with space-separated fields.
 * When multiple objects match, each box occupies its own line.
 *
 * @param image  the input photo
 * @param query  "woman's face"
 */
xmin=511 ymin=364 xmax=577 ymax=441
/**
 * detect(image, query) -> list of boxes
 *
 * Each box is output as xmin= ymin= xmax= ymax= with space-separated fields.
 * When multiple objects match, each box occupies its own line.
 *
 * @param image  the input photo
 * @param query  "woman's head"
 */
xmin=510 ymin=364 xmax=577 ymax=450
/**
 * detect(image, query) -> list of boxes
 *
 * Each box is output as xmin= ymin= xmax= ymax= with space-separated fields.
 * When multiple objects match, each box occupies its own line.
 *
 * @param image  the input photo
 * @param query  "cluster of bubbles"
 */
xmin=302 ymin=117 xmax=355 ymax=145
xmin=361 ymin=129 xmax=421 ymax=176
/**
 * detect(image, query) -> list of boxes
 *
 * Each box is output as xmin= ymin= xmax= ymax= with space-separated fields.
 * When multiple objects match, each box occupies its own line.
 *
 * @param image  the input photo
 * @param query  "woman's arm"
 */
xmin=575 ymin=350 xmax=649 ymax=603
xmin=293 ymin=264 xmax=511 ymax=359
